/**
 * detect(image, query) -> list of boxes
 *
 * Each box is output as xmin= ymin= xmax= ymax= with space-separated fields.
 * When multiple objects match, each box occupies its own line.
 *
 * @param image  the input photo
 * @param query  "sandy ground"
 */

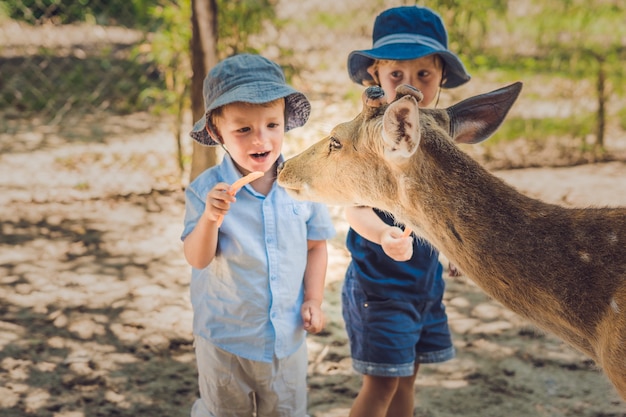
xmin=1 ymin=102 xmax=626 ymax=417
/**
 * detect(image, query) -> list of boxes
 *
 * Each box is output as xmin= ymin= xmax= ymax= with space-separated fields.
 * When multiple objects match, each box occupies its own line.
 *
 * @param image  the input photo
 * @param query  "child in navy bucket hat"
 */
xmin=348 ymin=5 xmax=470 ymax=90
xmin=181 ymin=53 xmax=335 ymax=417
xmin=342 ymin=7 xmax=470 ymax=417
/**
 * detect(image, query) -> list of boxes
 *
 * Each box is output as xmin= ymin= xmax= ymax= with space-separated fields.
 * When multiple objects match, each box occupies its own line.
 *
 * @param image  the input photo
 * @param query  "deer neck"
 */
xmin=391 ymin=135 xmax=613 ymax=353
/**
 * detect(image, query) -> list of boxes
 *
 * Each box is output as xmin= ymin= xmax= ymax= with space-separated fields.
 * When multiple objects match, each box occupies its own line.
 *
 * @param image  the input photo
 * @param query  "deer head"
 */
xmin=277 ymin=82 xmax=523 ymax=212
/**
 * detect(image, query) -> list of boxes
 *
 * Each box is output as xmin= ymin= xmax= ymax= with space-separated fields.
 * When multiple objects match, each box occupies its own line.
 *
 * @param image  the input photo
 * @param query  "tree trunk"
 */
xmin=189 ymin=0 xmax=219 ymax=183
xmin=595 ymin=58 xmax=606 ymax=151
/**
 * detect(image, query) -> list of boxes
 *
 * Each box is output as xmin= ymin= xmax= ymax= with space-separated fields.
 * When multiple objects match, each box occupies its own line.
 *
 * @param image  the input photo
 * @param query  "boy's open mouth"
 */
xmin=251 ymin=152 xmax=270 ymax=159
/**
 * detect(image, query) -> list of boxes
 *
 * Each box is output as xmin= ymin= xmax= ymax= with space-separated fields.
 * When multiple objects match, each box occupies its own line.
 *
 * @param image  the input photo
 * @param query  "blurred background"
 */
xmin=2 ymin=0 xmax=626 ymax=180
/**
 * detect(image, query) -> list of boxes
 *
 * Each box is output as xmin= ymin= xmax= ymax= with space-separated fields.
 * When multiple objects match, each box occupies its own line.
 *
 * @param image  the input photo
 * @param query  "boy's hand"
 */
xmin=205 ymin=172 xmax=264 ymax=226
xmin=301 ymin=300 xmax=325 ymax=334
xmin=204 ymin=183 xmax=237 ymax=222
xmin=380 ymin=226 xmax=413 ymax=261
xmin=448 ymin=261 xmax=463 ymax=277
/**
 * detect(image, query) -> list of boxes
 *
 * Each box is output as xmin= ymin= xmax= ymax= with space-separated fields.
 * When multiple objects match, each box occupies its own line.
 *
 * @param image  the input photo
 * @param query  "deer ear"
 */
xmin=382 ymin=95 xmax=420 ymax=160
xmin=448 ymin=82 xmax=522 ymax=145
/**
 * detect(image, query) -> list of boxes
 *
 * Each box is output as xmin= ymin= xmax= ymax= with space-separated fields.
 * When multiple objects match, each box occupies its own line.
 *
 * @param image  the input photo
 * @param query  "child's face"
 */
xmin=369 ymin=55 xmax=443 ymax=107
xmin=214 ymin=100 xmax=286 ymax=175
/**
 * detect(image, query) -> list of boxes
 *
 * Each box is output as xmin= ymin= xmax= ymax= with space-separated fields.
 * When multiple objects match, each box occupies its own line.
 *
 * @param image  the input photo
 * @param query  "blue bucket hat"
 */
xmin=348 ymin=6 xmax=471 ymax=89
xmin=190 ymin=53 xmax=311 ymax=146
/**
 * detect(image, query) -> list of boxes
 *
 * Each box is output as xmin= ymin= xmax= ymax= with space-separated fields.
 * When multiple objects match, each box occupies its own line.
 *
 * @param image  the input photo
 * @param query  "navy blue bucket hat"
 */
xmin=348 ymin=6 xmax=471 ymax=89
xmin=190 ymin=53 xmax=311 ymax=146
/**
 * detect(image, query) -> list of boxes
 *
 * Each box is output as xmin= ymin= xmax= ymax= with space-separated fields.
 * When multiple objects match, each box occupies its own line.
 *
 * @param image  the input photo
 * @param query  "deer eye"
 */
xmin=329 ymin=136 xmax=342 ymax=151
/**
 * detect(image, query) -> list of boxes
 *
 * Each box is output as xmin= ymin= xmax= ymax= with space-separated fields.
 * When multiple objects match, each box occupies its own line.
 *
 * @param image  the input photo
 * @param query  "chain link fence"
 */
xmin=0 ymin=1 xmax=173 ymax=143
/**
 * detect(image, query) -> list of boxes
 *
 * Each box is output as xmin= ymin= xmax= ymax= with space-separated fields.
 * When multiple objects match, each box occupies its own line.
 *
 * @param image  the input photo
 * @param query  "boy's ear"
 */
xmin=206 ymin=122 xmax=223 ymax=144
xmin=366 ymin=64 xmax=380 ymax=86
xmin=440 ymin=63 xmax=447 ymax=86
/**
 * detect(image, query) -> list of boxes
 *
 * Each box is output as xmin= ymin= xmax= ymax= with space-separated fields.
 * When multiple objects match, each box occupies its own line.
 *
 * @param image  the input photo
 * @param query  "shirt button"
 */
xmin=364 ymin=303 xmax=369 ymax=308
xmin=270 ymin=275 xmax=277 ymax=281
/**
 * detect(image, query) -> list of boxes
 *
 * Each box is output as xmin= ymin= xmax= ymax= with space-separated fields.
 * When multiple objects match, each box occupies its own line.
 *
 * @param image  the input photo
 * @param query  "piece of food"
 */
xmin=227 ymin=171 xmax=264 ymax=195
xmin=217 ymin=171 xmax=264 ymax=226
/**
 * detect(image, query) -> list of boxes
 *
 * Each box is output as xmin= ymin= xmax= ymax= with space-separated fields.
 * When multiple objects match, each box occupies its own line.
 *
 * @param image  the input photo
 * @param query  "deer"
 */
xmin=277 ymin=82 xmax=626 ymax=401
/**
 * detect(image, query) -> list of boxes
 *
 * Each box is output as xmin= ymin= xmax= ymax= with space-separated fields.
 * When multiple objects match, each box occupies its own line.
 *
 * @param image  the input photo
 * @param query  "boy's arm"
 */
xmin=345 ymin=206 xmax=412 ymax=261
xmin=301 ymin=239 xmax=328 ymax=334
xmin=183 ymin=182 xmax=235 ymax=269
xmin=183 ymin=213 xmax=219 ymax=269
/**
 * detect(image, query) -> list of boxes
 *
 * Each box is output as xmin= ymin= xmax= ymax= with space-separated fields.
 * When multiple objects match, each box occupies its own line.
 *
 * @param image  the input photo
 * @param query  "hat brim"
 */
xmin=348 ymin=43 xmax=471 ymax=89
xmin=190 ymin=81 xmax=311 ymax=146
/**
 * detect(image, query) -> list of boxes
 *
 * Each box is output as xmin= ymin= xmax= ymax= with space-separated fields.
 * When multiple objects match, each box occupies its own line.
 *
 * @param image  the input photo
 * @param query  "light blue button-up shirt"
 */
xmin=181 ymin=154 xmax=336 ymax=362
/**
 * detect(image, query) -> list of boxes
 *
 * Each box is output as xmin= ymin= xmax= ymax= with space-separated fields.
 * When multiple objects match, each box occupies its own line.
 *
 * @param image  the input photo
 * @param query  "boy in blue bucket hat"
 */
xmin=342 ymin=6 xmax=471 ymax=417
xmin=181 ymin=53 xmax=335 ymax=417
xmin=348 ymin=5 xmax=470 ymax=95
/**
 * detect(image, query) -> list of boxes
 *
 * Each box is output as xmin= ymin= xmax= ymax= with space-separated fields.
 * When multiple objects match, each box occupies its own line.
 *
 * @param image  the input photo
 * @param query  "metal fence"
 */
xmin=0 ymin=2 xmax=168 ymax=140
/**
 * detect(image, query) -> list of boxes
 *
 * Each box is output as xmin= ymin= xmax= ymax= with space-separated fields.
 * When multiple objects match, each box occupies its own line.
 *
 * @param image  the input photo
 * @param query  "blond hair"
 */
xmin=365 ymin=55 xmax=444 ymax=87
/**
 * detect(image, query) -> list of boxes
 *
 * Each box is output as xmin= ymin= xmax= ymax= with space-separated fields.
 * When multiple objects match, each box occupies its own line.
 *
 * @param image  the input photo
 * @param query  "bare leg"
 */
xmin=349 ymin=375 xmax=399 ymax=417
xmin=386 ymin=364 xmax=419 ymax=417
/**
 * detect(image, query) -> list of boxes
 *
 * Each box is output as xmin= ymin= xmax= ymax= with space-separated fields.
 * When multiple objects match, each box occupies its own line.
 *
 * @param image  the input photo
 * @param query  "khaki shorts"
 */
xmin=191 ymin=336 xmax=308 ymax=417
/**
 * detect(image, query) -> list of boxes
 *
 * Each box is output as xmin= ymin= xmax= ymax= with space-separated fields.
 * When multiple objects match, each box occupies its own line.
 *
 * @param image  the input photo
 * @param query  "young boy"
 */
xmin=343 ymin=6 xmax=471 ymax=417
xmin=181 ymin=53 xmax=336 ymax=417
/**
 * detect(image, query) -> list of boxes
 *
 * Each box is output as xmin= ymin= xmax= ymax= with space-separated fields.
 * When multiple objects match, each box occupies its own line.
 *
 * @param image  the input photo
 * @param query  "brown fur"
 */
xmin=277 ymin=83 xmax=626 ymax=401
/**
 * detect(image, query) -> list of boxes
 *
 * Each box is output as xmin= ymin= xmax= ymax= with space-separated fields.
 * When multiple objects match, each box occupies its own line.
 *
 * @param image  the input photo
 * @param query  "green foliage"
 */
xmin=2 ymin=0 xmax=156 ymax=26
xmin=309 ymin=11 xmax=343 ymax=30
xmin=1 ymin=53 xmax=162 ymax=115
xmin=505 ymin=1 xmax=626 ymax=74
xmin=420 ymin=0 xmax=625 ymax=150
xmin=521 ymin=0 xmax=626 ymax=148
xmin=491 ymin=114 xmax=595 ymax=145
xmin=618 ymin=107 xmax=626 ymax=132
xmin=139 ymin=0 xmax=192 ymax=115
xmin=532 ymin=0 xmax=626 ymax=46
xmin=216 ymin=0 xmax=279 ymax=56
xmin=421 ymin=0 xmax=509 ymax=65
